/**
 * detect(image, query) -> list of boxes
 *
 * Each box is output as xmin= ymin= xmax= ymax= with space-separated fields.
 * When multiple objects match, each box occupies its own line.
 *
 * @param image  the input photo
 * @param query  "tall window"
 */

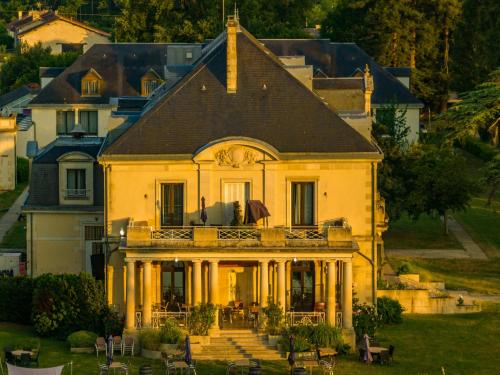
xmin=161 ymin=183 xmax=184 ymax=226
xmin=142 ymin=79 xmax=159 ymax=96
xmin=82 ymin=80 xmax=100 ymax=96
xmin=66 ymin=169 xmax=86 ymax=198
xmin=79 ymin=110 xmax=98 ymax=135
xmin=291 ymin=182 xmax=315 ymax=226
xmin=56 ymin=111 xmax=75 ymax=135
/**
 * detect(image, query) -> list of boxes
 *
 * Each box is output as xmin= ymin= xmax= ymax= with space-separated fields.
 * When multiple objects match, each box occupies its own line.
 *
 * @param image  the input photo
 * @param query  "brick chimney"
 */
xmin=226 ymin=15 xmax=239 ymax=94
xmin=363 ymin=64 xmax=374 ymax=115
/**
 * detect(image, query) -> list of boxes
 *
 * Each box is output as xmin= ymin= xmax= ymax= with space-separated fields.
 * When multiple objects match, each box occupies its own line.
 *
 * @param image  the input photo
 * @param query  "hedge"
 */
xmin=67 ymin=330 xmax=98 ymax=348
xmin=461 ymin=137 xmax=498 ymax=161
xmin=0 ymin=276 xmax=33 ymax=324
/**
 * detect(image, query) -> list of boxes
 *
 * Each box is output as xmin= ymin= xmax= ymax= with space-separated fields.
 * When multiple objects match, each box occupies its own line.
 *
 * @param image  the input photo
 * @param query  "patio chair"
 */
xmin=112 ymin=336 xmax=122 ymax=354
xmin=98 ymin=363 xmax=109 ymax=375
xmin=188 ymin=360 xmax=197 ymax=375
xmin=319 ymin=360 xmax=335 ymax=375
xmin=226 ymin=361 xmax=237 ymax=375
xmin=117 ymin=363 xmax=129 ymax=374
xmin=95 ymin=337 xmax=107 ymax=358
xmin=30 ymin=349 xmax=40 ymax=367
xmin=122 ymin=337 xmax=134 ymax=357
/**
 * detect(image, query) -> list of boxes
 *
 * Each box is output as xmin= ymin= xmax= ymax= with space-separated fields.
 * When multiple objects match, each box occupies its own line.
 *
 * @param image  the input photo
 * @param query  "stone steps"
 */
xmin=196 ymin=330 xmax=282 ymax=360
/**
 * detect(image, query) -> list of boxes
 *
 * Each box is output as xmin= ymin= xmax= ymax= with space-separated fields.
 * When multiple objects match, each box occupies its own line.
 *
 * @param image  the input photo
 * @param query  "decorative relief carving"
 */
xmin=215 ymin=146 xmax=257 ymax=168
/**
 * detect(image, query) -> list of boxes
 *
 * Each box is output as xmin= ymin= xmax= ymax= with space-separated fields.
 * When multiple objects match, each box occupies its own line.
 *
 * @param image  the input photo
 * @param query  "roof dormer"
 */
xmin=141 ymin=69 xmax=163 ymax=96
xmin=81 ymin=68 xmax=103 ymax=97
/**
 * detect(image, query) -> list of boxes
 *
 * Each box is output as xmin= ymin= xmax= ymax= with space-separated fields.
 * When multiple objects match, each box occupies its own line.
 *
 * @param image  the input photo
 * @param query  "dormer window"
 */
xmin=81 ymin=68 xmax=103 ymax=97
xmin=141 ymin=69 xmax=163 ymax=96
xmin=58 ymin=152 xmax=95 ymax=205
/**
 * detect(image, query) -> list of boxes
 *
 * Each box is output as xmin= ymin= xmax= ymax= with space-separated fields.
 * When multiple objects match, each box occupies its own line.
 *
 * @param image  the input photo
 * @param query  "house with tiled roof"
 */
xmin=7 ymin=10 xmax=110 ymax=54
xmin=25 ymin=17 xmax=389 ymax=349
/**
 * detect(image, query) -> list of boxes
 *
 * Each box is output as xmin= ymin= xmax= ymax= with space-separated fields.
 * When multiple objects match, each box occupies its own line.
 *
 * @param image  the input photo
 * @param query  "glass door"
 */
xmin=291 ymin=182 xmax=315 ymax=226
xmin=291 ymin=261 xmax=315 ymax=311
xmin=161 ymin=183 xmax=184 ymax=226
xmin=223 ymin=182 xmax=250 ymax=225
xmin=161 ymin=262 xmax=185 ymax=309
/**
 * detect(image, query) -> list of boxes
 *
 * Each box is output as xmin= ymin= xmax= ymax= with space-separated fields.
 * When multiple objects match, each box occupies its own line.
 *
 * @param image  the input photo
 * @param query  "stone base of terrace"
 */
xmin=111 ymin=224 xmax=356 ymax=339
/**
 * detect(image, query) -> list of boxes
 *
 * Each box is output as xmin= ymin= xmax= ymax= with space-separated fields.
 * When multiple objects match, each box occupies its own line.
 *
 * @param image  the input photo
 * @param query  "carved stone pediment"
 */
xmin=215 ymin=146 xmax=257 ymax=168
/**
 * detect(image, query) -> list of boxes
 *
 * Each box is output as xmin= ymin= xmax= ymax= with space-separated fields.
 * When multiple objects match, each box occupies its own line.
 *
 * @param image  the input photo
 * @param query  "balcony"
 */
xmin=124 ymin=220 xmax=354 ymax=249
xmin=63 ymin=188 xmax=90 ymax=199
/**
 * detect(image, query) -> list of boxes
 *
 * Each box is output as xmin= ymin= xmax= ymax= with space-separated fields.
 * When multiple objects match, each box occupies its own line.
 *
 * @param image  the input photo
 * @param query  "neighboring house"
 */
xmin=25 ymin=18 xmax=389 ymax=344
xmin=7 ymin=10 xmax=110 ymax=54
xmin=0 ymin=116 xmax=17 ymax=191
xmin=262 ymin=40 xmax=424 ymax=143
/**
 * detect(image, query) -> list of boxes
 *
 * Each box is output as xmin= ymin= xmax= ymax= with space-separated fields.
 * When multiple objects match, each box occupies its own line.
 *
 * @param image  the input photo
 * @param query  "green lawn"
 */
xmin=383 ymin=213 xmax=462 ymax=250
xmin=0 ymin=217 xmax=26 ymax=249
xmin=2 ymin=306 xmax=500 ymax=374
xmin=0 ymin=182 xmax=27 ymax=220
xmin=388 ymin=257 xmax=500 ymax=295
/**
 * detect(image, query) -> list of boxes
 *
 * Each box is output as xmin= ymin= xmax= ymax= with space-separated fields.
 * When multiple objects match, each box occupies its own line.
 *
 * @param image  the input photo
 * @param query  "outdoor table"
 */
xmin=300 ymin=359 xmax=319 ymax=375
xmin=108 ymin=362 xmax=125 ymax=374
xmin=369 ymin=346 xmax=389 ymax=363
xmin=318 ymin=347 xmax=337 ymax=359
xmin=174 ymin=361 xmax=189 ymax=374
xmin=11 ymin=350 xmax=33 ymax=357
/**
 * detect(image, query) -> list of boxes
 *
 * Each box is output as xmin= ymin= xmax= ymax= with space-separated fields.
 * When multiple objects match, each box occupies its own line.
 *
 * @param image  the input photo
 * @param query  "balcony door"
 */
xmin=223 ymin=182 xmax=250 ymax=225
xmin=291 ymin=182 xmax=315 ymax=226
xmin=161 ymin=183 xmax=184 ymax=227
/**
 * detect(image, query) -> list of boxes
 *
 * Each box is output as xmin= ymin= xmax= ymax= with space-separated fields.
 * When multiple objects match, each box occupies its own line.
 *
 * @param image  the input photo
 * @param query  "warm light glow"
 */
xmin=119 ymin=228 xmax=125 ymax=237
xmin=293 ymin=257 xmax=297 ymax=263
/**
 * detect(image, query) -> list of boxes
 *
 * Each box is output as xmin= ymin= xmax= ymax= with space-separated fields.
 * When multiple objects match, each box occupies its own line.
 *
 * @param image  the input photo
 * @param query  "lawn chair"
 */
xmin=98 ymin=363 xmax=109 ymax=375
xmin=161 ymin=352 xmax=176 ymax=375
xmin=117 ymin=363 xmax=129 ymax=374
xmin=30 ymin=349 xmax=40 ymax=367
xmin=95 ymin=337 xmax=107 ymax=358
xmin=121 ymin=337 xmax=134 ymax=356
xmin=226 ymin=361 xmax=237 ymax=375
xmin=187 ymin=360 xmax=197 ymax=375
xmin=319 ymin=360 xmax=335 ymax=375
xmin=112 ymin=336 xmax=122 ymax=354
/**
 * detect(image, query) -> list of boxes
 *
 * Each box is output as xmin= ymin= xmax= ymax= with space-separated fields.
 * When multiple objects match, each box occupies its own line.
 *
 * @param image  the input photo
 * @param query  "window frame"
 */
xmin=66 ymin=168 xmax=87 ymax=199
xmin=159 ymin=182 xmax=186 ymax=227
xmin=78 ymin=110 xmax=98 ymax=135
xmin=287 ymin=178 xmax=318 ymax=227
xmin=56 ymin=110 xmax=75 ymax=135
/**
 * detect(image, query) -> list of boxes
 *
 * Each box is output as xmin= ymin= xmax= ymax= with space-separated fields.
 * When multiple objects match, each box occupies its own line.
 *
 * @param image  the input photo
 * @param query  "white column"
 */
xmin=143 ymin=260 xmax=152 ymax=327
xmin=138 ymin=264 xmax=144 ymax=308
xmin=326 ymin=260 xmax=336 ymax=326
xmin=106 ymin=265 xmax=114 ymax=306
xmin=252 ymin=265 xmax=258 ymax=303
xmin=259 ymin=260 xmax=269 ymax=307
xmin=277 ymin=260 xmax=286 ymax=310
xmin=193 ymin=260 xmax=202 ymax=305
xmin=343 ymin=259 xmax=353 ymax=329
xmin=186 ymin=263 xmax=192 ymax=306
xmin=209 ymin=260 xmax=219 ymax=329
xmin=125 ymin=259 xmax=136 ymax=330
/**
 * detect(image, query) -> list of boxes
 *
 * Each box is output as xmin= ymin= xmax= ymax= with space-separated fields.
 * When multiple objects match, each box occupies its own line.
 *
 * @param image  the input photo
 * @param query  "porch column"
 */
xmin=268 ymin=263 xmax=274 ymax=303
xmin=252 ymin=265 xmax=258 ymax=303
xmin=209 ymin=260 xmax=219 ymax=329
xmin=326 ymin=260 xmax=336 ymax=326
xmin=138 ymin=264 xmax=144 ymax=307
xmin=193 ymin=260 xmax=202 ymax=305
xmin=277 ymin=260 xmax=286 ymax=310
xmin=343 ymin=259 xmax=353 ymax=329
xmin=203 ymin=262 xmax=209 ymax=303
xmin=125 ymin=259 xmax=136 ymax=330
xmin=186 ymin=263 xmax=192 ymax=306
xmin=285 ymin=261 xmax=291 ymax=310
xmin=123 ymin=265 xmax=127 ymax=308
xmin=314 ymin=261 xmax=322 ymax=304
xmin=106 ymin=264 xmax=114 ymax=306
xmin=259 ymin=260 xmax=269 ymax=307
xmin=155 ymin=264 xmax=162 ymax=304
xmin=143 ymin=260 xmax=152 ymax=327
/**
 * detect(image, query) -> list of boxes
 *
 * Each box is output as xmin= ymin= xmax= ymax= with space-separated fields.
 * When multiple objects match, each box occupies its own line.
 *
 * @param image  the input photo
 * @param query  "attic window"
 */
xmin=81 ymin=68 xmax=103 ymax=97
xmin=141 ymin=69 xmax=163 ymax=96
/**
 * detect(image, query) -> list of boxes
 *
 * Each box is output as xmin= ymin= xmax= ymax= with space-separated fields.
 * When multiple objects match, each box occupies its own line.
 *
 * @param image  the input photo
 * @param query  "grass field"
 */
xmin=0 ymin=217 xmax=26 ymax=249
xmin=1 ymin=305 xmax=500 ymax=374
xmin=383 ymin=213 xmax=462 ymax=250
xmin=388 ymin=257 xmax=500 ymax=295
xmin=0 ymin=182 xmax=27 ymax=220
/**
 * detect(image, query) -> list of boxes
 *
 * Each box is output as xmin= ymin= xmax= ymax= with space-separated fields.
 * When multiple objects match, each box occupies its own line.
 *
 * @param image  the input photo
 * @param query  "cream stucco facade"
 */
xmin=0 ymin=116 xmax=17 ymax=191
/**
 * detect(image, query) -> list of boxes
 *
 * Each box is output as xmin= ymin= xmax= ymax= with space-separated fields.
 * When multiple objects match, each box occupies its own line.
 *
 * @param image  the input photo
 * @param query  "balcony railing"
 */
xmin=64 ymin=188 xmax=89 ymax=199
xmin=126 ymin=219 xmax=353 ymax=249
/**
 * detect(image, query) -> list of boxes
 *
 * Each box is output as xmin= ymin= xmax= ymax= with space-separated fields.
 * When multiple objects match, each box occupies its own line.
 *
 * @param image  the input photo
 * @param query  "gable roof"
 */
xmin=9 ymin=11 xmax=110 ymax=37
xmin=102 ymin=28 xmax=379 ymax=157
xmin=29 ymin=44 xmax=197 ymax=105
xmin=0 ymin=84 xmax=40 ymax=108
xmin=261 ymin=39 xmax=423 ymax=107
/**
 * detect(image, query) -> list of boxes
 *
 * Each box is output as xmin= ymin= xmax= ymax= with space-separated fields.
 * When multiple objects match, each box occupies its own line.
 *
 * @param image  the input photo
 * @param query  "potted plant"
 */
xmin=159 ymin=319 xmax=184 ymax=352
xmin=67 ymin=331 xmax=97 ymax=354
xmin=139 ymin=329 xmax=162 ymax=359
xmin=262 ymin=302 xmax=284 ymax=347
xmin=187 ymin=303 xmax=216 ymax=352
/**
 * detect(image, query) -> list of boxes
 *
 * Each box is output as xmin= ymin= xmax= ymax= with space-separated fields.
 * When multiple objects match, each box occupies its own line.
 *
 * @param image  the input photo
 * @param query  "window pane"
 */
xmin=56 ymin=111 xmax=75 ymax=135
xmin=292 ymin=182 xmax=314 ymax=226
xmin=161 ymin=183 xmax=184 ymax=226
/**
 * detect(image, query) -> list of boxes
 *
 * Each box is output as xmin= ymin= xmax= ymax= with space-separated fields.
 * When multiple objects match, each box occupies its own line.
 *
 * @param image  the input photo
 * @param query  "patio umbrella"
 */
xmin=200 ymin=196 xmax=208 ymax=225
xmin=287 ymin=335 xmax=296 ymax=369
xmin=363 ymin=334 xmax=373 ymax=364
xmin=244 ymin=200 xmax=270 ymax=224
xmin=106 ymin=335 xmax=113 ymax=366
xmin=184 ymin=336 xmax=192 ymax=365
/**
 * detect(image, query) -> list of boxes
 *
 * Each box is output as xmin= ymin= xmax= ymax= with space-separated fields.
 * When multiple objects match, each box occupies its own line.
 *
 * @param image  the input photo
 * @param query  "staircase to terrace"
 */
xmin=196 ymin=330 xmax=282 ymax=360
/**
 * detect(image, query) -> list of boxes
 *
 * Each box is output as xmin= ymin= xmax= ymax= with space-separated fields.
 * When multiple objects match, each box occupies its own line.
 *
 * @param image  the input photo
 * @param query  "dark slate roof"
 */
xmin=26 ymin=137 xmax=104 ymax=208
xmin=261 ymin=39 xmax=422 ymax=106
xmin=385 ymin=67 xmax=411 ymax=77
xmin=39 ymin=67 xmax=66 ymax=78
xmin=0 ymin=84 xmax=40 ymax=108
xmin=30 ymin=44 xmax=195 ymax=105
xmin=103 ymin=28 xmax=379 ymax=156
xmin=313 ymin=78 xmax=364 ymax=90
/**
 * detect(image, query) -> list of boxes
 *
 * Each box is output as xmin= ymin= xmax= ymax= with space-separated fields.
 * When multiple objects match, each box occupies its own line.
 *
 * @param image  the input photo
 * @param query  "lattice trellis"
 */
xmin=218 ymin=228 xmax=260 ymax=240
xmin=152 ymin=228 xmax=193 ymax=240
xmin=285 ymin=228 xmax=326 ymax=240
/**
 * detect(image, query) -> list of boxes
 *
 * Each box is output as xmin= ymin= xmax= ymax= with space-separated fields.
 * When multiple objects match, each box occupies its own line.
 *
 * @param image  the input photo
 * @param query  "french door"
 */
xmin=223 ymin=182 xmax=250 ymax=225
xmin=291 ymin=182 xmax=315 ymax=226
xmin=291 ymin=261 xmax=315 ymax=311
xmin=161 ymin=183 xmax=184 ymax=226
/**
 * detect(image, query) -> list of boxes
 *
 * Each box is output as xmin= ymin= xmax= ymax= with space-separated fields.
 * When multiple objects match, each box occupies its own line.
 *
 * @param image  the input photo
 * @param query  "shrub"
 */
xmin=32 ymin=273 xmax=106 ymax=338
xmin=0 ymin=276 xmax=33 ymax=324
xmin=396 ymin=261 xmax=413 ymax=275
xmin=461 ymin=137 xmax=497 ymax=161
xmin=16 ymin=157 xmax=29 ymax=183
xmin=67 ymin=330 xmax=98 ymax=348
xmin=140 ymin=329 xmax=161 ymax=351
xmin=262 ymin=302 xmax=285 ymax=336
xmin=187 ymin=303 xmax=216 ymax=336
xmin=353 ymin=299 xmax=378 ymax=342
xmin=160 ymin=319 xmax=183 ymax=345
xmin=279 ymin=324 xmax=344 ymax=353
xmin=278 ymin=333 xmax=311 ymax=353
xmin=377 ymin=297 xmax=404 ymax=324
xmin=100 ymin=307 xmax=124 ymax=336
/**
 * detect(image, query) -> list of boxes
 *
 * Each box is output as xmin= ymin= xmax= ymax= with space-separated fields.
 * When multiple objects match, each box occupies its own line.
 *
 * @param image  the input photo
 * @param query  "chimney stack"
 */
xmin=226 ymin=14 xmax=239 ymax=94
xmin=363 ymin=64 xmax=374 ymax=115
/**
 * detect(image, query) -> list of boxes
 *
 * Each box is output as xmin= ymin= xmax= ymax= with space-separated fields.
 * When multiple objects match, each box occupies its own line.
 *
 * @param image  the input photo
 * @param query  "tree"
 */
xmin=405 ymin=146 xmax=476 ymax=233
xmin=481 ymin=156 xmax=500 ymax=208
